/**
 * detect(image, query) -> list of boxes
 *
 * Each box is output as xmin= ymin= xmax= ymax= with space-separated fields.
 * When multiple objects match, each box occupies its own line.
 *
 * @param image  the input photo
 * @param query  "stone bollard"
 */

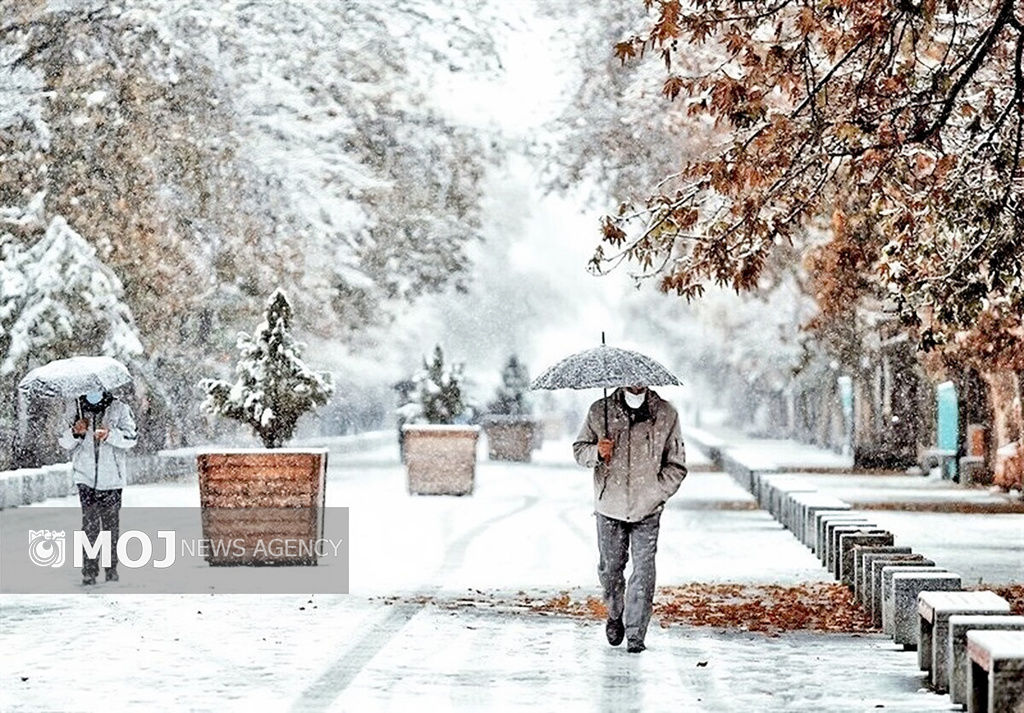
xmin=21 ymin=469 xmax=46 ymax=505
xmin=0 ymin=471 xmax=25 ymax=509
xmin=815 ymin=512 xmax=869 ymax=557
xmin=43 ymin=464 xmax=73 ymax=499
xmin=880 ymin=564 xmax=943 ymax=633
xmin=890 ymin=571 xmax=962 ymax=648
xmin=854 ymin=547 xmax=912 ymax=604
xmin=838 ymin=533 xmax=895 ymax=587
xmin=827 ymin=524 xmax=881 ymax=575
xmin=793 ymin=495 xmax=850 ymax=548
xmin=858 ymin=550 xmax=917 ymax=607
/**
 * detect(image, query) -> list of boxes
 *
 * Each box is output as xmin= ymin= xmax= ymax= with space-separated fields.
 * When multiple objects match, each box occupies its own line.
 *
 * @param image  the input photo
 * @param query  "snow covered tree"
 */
xmin=398 ymin=345 xmax=470 ymax=425
xmin=0 ymin=205 xmax=145 ymax=468
xmin=487 ymin=355 xmax=532 ymax=417
xmin=200 ymin=289 xmax=334 ymax=449
xmin=0 ymin=209 xmax=143 ymax=376
xmin=1 ymin=0 xmax=497 ymax=446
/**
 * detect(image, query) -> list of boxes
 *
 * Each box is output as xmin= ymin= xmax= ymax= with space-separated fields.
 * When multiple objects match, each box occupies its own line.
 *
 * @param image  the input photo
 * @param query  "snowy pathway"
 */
xmin=0 ymin=440 xmax=957 ymax=712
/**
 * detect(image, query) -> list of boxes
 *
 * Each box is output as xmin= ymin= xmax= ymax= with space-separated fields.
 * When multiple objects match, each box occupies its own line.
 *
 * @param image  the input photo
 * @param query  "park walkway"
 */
xmin=1 ymin=434 xmax=1019 ymax=712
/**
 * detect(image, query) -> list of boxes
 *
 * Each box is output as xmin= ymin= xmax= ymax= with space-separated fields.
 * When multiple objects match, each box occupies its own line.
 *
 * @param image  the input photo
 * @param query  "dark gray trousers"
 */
xmin=596 ymin=510 xmax=661 ymax=644
xmin=77 ymin=484 xmax=122 ymax=578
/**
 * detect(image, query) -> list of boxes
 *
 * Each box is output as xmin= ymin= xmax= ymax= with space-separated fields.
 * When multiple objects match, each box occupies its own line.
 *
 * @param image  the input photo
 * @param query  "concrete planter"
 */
xmin=482 ymin=417 xmax=536 ymax=462
xmin=402 ymin=425 xmax=479 ymax=495
xmin=196 ymin=449 xmax=328 ymax=565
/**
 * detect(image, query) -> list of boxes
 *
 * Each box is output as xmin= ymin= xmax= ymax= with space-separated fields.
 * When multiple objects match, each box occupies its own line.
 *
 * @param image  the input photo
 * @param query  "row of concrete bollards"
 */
xmin=685 ymin=432 xmax=1024 ymax=713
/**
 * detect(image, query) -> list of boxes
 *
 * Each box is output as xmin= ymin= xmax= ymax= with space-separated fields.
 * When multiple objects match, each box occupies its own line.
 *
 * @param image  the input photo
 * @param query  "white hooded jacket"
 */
xmin=57 ymin=398 xmax=137 ymax=490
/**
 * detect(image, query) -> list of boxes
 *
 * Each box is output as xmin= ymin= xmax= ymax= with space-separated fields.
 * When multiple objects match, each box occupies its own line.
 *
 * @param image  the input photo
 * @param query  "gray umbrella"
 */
xmin=531 ymin=346 xmax=681 ymax=390
xmin=18 ymin=356 xmax=133 ymax=401
xmin=531 ymin=334 xmax=680 ymax=436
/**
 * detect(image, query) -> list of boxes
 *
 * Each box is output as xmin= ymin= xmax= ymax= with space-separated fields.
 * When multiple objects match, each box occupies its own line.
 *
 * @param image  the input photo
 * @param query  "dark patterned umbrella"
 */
xmin=531 ymin=337 xmax=681 ymax=391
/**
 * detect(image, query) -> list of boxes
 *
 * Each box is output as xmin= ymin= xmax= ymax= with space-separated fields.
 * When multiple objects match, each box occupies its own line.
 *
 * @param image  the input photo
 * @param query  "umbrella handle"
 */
xmin=601 ymin=333 xmax=608 ymax=437
xmin=603 ymin=387 xmax=608 ymax=439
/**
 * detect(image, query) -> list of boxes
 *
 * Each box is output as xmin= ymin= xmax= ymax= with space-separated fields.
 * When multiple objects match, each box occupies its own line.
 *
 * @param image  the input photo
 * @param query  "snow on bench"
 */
xmin=917 ymin=591 xmax=1010 ymax=693
xmin=949 ymin=615 xmax=1024 ymax=708
xmin=967 ymin=630 xmax=1024 ymax=713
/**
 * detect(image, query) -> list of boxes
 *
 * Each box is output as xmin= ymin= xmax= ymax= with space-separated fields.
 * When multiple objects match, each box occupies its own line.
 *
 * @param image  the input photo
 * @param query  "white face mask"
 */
xmin=624 ymin=389 xmax=647 ymax=409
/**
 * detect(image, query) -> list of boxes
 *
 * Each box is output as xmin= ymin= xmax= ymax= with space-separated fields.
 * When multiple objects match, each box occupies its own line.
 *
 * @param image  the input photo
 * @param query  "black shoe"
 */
xmin=105 ymin=569 xmax=119 ymax=582
xmin=82 ymin=576 xmax=96 ymax=586
xmin=605 ymin=617 xmax=625 ymax=646
xmin=626 ymin=640 xmax=646 ymax=654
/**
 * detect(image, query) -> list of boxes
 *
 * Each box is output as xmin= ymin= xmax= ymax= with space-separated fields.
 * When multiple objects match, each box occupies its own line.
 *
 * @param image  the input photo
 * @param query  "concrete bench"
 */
xmin=838 ymin=533 xmax=894 ymax=586
xmin=921 ymin=447 xmax=958 ymax=476
xmin=890 ymin=571 xmax=962 ymax=647
xmin=815 ymin=512 xmax=871 ymax=557
xmin=819 ymin=516 xmax=873 ymax=564
xmin=967 ymin=630 xmax=1024 ymax=713
xmin=950 ymin=615 xmax=1024 ymax=707
xmin=720 ymin=450 xmax=777 ymax=493
xmin=854 ymin=547 xmax=912 ymax=604
xmin=918 ymin=591 xmax=1010 ymax=692
xmin=874 ymin=560 xmax=937 ymax=628
xmin=679 ymin=427 xmax=726 ymax=467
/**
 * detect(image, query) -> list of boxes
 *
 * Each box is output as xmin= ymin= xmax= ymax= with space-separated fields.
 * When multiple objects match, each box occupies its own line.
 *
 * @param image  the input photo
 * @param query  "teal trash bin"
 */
xmin=936 ymin=381 xmax=959 ymax=480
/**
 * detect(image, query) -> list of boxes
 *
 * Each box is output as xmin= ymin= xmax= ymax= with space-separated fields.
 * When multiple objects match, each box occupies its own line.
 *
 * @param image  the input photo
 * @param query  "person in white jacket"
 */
xmin=58 ymin=390 xmax=137 ymax=585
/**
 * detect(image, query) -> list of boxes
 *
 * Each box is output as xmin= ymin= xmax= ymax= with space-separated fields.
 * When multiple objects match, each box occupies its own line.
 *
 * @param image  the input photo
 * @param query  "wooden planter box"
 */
xmin=402 ymin=425 xmax=478 ymax=495
xmin=482 ymin=417 xmax=537 ymax=462
xmin=196 ymin=449 xmax=327 ymax=566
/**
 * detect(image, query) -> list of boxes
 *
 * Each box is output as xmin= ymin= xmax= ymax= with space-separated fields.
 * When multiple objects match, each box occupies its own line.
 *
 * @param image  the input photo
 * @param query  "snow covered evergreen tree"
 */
xmin=487 ymin=355 xmax=532 ymax=417
xmin=200 ymin=289 xmax=334 ymax=449
xmin=398 ymin=345 xmax=470 ymax=425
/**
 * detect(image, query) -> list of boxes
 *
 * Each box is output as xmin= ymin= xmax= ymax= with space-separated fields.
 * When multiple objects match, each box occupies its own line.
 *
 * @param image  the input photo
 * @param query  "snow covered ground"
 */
xmin=0 ymin=438 xmax=973 ymax=712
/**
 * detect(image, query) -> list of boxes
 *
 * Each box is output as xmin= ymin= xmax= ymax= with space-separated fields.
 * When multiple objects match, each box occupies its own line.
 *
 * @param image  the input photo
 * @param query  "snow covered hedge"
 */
xmin=200 ymin=289 xmax=334 ymax=449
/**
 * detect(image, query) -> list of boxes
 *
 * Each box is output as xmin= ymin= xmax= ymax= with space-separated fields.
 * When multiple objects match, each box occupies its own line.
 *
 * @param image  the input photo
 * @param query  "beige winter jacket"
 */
xmin=573 ymin=388 xmax=687 ymax=522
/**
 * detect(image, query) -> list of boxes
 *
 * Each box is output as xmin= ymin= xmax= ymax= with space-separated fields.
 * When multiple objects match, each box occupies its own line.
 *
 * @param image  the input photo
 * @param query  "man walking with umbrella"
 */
xmin=532 ymin=338 xmax=688 ymax=652
xmin=573 ymin=384 xmax=687 ymax=652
